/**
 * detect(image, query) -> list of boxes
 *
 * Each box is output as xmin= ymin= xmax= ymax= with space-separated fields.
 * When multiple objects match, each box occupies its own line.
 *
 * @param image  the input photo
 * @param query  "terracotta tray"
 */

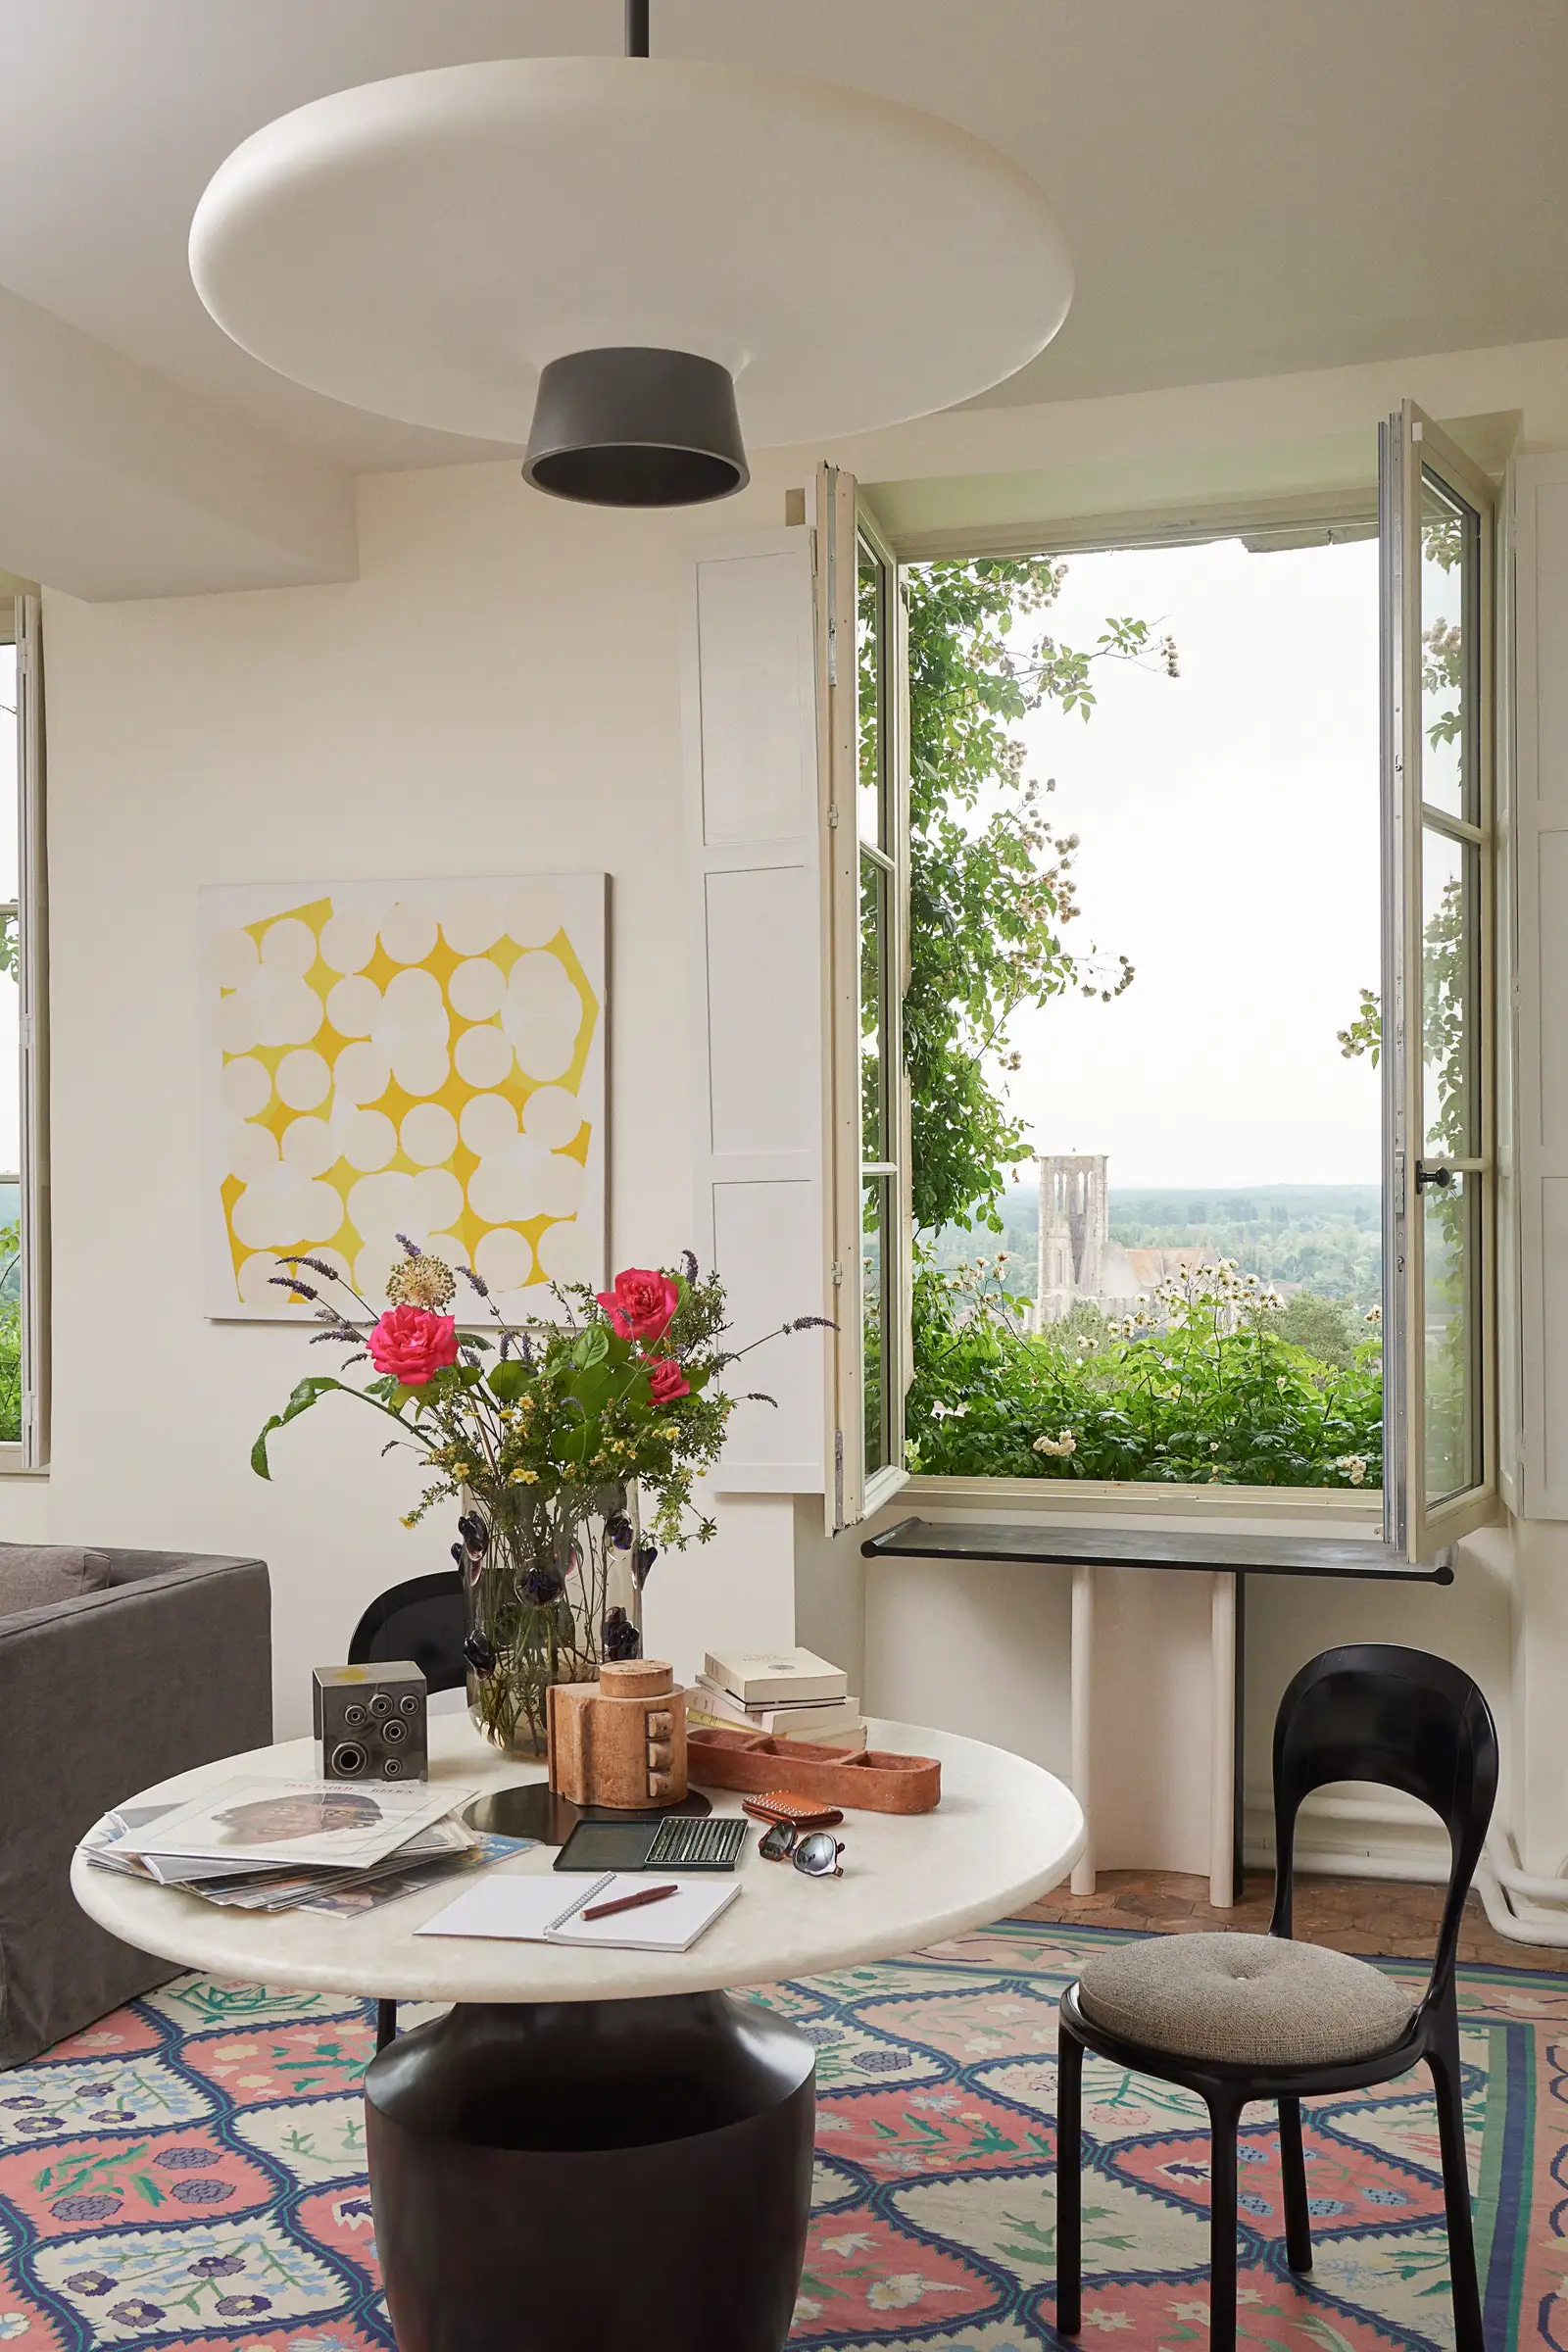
xmin=687 ymin=1728 xmax=941 ymax=1814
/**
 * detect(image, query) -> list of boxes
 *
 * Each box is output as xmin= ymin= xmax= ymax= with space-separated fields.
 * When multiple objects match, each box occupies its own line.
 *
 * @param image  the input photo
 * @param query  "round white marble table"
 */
xmin=74 ymin=1713 xmax=1084 ymax=2004
xmin=74 ymin=1714 xmax=1084 ymax=2352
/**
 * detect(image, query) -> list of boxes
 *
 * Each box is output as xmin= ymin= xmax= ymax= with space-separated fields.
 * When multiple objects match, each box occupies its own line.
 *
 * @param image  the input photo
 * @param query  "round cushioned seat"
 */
xmin=1075 ymin=1933 xmax=1414 ymax=2068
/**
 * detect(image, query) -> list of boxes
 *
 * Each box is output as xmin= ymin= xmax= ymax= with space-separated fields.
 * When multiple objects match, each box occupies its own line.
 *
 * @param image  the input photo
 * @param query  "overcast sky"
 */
xmin=991 ymin=535 xmax=1382 ymax=1190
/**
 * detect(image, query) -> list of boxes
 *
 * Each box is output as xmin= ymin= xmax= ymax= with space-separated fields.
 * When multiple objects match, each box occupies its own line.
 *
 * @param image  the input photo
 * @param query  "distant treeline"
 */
xmin=926 ymin=1182 xmax=1383 ymax=1305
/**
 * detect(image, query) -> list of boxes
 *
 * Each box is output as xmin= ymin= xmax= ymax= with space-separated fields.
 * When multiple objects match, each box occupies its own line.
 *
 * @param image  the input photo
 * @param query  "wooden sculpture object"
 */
xmin=546 ymin=1660 xmax=689 ymax=1810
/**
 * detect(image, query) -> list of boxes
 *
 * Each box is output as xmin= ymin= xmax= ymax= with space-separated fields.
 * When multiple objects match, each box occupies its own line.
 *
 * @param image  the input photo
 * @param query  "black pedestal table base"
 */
xmin=365 ymin=1991 xmax=815 ymax=2351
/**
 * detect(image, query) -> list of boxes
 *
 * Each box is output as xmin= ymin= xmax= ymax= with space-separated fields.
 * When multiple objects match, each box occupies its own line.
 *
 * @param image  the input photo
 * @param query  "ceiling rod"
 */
xmin=625 ymin=0 xmax=649 ymax=59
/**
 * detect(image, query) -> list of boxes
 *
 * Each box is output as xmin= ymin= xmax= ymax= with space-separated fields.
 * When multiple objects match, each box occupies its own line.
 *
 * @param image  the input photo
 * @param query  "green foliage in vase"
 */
xmin=251 ymin=1250 xmax=815 ymax=1552
xmin=908 ymin=1258 xmax=1383 ymax=1491
xmin=252 ymin=1246 xmax=827 ymax=1752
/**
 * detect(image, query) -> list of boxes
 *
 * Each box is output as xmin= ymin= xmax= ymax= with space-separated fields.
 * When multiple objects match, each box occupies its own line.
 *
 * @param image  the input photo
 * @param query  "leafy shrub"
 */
xmin=908 ymin=1258 xmax=1382 ymax=1490
xmin=0 ymin=1305 xmax=21 ymax=1446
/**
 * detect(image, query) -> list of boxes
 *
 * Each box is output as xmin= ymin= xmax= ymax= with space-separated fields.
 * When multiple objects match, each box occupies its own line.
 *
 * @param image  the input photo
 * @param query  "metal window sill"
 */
xmin=860 ymin=1515 xmax=1452 ymax=1583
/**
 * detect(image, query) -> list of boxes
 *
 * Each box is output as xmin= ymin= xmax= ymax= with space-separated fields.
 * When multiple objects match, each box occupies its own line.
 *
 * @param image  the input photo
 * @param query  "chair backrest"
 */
xmin=1269 ymin=1643 xmax=1497 ymax=2009
xmin=348 ymin=1571 xmax=466 ymax=1694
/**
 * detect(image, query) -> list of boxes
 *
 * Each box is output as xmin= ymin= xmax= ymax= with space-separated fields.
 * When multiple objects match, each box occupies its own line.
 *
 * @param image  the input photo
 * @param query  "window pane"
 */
xmin=1421 ymin=824 xmax=1478 ymax=1160
xmin=1419 ymin=472 xmax=1477 ymax=824
xmin=0 ymin=966 xmax=19 ymax=1446
xmin=1423 ymin=1168 xmax=1480 ymax=1506
xmin=862 ymin=1175 xmax=891 ymax=1478
xmin=857 ymin=543 xmax=884 ymax=848
xmin=0 ymin=639 xmax=17 ymax=904
xmin=860 ymin=850 xmax=888 ymax=1164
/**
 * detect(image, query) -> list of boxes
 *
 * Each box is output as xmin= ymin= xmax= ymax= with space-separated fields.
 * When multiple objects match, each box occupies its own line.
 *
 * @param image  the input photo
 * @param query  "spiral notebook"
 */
xmin=417 ymin=1871 xmax=740 ymax=1952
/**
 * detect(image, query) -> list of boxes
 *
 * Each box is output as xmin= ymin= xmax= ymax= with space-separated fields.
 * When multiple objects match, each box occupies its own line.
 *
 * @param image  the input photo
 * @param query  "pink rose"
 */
xmin=596 ymin=1266 xmax=680 ymax=1345
xmin=646 ymin=1356 xmax=691 ymax=1405
xmin=368 ymin=1303 xmax=460 ymax=1386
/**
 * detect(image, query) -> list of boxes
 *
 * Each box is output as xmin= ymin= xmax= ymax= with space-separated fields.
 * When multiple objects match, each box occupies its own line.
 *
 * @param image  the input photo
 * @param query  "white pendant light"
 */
xmin=189 ymin=6 xmax=1073 ymax=507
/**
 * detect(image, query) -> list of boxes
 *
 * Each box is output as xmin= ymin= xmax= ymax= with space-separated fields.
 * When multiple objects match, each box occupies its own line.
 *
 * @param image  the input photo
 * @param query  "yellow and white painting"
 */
xmin=201 ymin=875 xmax=606 ymax=1321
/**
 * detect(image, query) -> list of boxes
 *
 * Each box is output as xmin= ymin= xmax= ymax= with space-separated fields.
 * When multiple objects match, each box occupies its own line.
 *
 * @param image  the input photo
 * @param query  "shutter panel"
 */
xmin=683 ymin=523 xmax=828 ymax=1492
xmin=1514 ymin=454 xmax=1568 ymax=1517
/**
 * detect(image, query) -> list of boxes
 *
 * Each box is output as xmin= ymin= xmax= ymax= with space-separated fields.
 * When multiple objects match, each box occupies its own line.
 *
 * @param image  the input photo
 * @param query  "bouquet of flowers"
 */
xmin=253 ymin=1241 xmax=825 ymax=1753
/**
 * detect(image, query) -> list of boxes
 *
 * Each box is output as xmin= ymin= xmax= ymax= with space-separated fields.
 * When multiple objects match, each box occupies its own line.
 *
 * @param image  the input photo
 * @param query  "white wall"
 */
xmin=25 ymin=458 xmax=814 ymax=1733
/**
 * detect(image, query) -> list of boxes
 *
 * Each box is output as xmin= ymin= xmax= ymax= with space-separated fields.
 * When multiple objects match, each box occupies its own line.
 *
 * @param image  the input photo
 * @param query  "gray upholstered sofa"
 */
xmin=0 ymin=1544 xmax=272 ymax=2067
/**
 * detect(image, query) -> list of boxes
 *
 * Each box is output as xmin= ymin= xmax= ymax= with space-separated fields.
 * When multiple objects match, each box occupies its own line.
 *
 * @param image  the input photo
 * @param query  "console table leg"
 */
xmin=1070 ymin=1561 xmax=1096 ymax=1895
xmin=1209 ymin=1571 xmax=1237 ymax=1908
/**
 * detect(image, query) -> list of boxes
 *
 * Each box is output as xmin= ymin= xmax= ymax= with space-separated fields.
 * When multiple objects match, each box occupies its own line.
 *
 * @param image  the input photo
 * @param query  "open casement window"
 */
xmin=1380 ymin=405 xmax=1496 ymax=1558
xmin=0 ymin=592 xmax=46 ymax=1471
xmin=821 ymin=470 xmax=911 ymax=1528
xmin=682 ymin=469 xmax=907 ymax=1515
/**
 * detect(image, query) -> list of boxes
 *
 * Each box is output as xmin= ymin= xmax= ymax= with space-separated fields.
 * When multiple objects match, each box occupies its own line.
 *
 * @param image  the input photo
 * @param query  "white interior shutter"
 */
xmin=1513 ymin=453 xmax=1568 ymax=1517
xmin=683 ymin=521 xmax=829 ymax=1492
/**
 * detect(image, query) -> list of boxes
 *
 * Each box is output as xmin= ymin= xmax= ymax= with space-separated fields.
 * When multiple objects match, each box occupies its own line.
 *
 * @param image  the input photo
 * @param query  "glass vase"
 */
xmin=460 ymin=1481 xmax=642 ymax=1758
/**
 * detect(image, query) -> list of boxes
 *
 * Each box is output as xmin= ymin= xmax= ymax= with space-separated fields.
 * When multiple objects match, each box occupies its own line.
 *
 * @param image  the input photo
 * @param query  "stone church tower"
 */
xmin=1035 ymin=1154 xmax=1110 ymax=1323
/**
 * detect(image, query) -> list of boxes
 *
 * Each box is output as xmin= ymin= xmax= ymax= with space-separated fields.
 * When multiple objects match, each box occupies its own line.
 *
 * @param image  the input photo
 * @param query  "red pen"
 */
xmin=579 ymin=1882 xmax=679 ymax=1923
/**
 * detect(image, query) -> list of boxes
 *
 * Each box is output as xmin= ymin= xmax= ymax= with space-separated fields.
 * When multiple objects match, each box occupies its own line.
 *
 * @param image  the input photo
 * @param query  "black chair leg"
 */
xmin=1054 ymin=2016 xmax=1084 ymax=2334
xmin=1207 ymin=2095 xmax=1241 ymax=2352
xmin=376 ymin=1998 xmax=397 ymax=2053
xmin=1429 ymin=2009 xmax=1486 ymax=2352
xmin=1278 ymin=2094 xmax=1312 ymax=2275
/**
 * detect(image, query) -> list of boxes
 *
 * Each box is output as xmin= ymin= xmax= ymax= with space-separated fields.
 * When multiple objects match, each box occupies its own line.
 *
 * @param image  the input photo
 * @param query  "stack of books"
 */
xmin=689 ymin=1645 xmax=866 ymax=1750
xmin=80 ymin=1775 xmax=525 ymax=1918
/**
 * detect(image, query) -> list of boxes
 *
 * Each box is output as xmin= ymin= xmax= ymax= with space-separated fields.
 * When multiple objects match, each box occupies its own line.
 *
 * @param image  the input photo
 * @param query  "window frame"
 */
xmin=1381 ymin=405 xmax=1497 ymax=1557
xmin=0 ymin=592 xmax=48 ymax=1476
xmin=822 ymin=470 xmax=910 ymax=1528
xmin=858 ymin=466 xmax=1497 ymax=1540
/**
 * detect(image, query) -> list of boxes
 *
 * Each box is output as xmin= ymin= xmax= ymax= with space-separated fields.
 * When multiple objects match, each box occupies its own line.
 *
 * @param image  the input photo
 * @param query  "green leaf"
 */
xmin=571 ymin=1325 xmax=610 ymax=1370
xmin=251 ymin=1376 xmax=348 ymax=1479
xmin=565 ymin=1364 xmax=614 ymax=1417
xmin=488 ymin=1359 xmax=532 ymax=1403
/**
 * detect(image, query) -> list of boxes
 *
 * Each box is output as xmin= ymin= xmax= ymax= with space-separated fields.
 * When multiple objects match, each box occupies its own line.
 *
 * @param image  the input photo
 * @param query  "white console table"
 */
xmin=861 ymin=1520 xmax=1454 ymax=1909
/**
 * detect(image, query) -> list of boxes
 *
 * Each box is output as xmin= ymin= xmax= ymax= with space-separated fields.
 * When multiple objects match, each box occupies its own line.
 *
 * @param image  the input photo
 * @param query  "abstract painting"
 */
xmin=201 ymin=875 xmax=606 ymax=1321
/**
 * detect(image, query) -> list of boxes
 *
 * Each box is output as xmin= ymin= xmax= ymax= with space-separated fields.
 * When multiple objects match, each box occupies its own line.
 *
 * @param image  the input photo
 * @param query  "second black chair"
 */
xmin=347 ymin=1570 xmax=466 ymax=1690
xmin=1055 ymin=1643 xmax=1498 ymax=2352
xmin=348 ymin=1571 xmax=467 ymax=2051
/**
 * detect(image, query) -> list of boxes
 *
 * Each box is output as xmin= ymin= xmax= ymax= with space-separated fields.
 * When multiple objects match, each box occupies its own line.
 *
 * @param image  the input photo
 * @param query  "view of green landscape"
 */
xmin=884 ymin=534 xmax=1394 ymax=1491
xmin=0 ymin=1205 xmax=19 ymax=1444
xmin=1 ymin=626 xmax=19 ymax=1445
xmin=927 ymin=1183 xmax=1382 ymax=1311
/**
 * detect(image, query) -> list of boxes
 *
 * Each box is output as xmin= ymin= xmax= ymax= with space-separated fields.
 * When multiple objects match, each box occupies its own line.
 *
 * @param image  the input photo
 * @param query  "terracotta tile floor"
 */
xmin=1021 ymin=1868 xmax=1568 ymax=1972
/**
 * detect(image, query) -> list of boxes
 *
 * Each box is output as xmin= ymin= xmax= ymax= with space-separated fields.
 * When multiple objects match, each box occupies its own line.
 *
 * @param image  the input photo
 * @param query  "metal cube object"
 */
xmin=313 ymin=1662 xmax=428 ymax=1783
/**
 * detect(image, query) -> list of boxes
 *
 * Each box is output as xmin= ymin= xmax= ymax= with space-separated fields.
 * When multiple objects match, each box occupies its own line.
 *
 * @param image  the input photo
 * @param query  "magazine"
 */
xmin=98 ymin=1777 xmax=474 ymax=1873
xmin=295 ymin=1832 xmax=532 ymax=1918
xmin=82 ymin=1808 xmax=527 ymax=1915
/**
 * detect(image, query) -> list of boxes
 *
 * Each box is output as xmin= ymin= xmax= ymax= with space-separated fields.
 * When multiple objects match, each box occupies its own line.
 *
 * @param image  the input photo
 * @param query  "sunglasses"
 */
xmin=758 ymin=1823 xmax=845 ymax=1877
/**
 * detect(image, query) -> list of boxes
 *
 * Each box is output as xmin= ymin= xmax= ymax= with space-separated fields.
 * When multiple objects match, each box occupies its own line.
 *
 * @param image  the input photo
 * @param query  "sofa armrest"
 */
xmin=0 ymin=1556 xmax=273 ymax=1831
xmin=0 ymin=1554 xmax=271 ymax=2063
xmin=94 ymin=1547 xmax=271 ymax=1592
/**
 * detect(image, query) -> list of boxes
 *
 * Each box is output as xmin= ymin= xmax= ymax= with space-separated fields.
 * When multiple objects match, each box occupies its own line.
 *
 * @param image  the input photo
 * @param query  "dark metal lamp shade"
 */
xmin=522 ymin=346 xmax=749 ymax=507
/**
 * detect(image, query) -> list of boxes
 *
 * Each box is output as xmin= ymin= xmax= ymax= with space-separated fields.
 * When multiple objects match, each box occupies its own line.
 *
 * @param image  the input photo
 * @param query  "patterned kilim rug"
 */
xmin=0 ymin=1919 xmax=1558 ymax=2350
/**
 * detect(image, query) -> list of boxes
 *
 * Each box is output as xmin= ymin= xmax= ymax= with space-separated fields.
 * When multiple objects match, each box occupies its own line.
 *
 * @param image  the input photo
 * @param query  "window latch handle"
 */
xmin=1414 ymin=1160 xmax=1454 ymax=1193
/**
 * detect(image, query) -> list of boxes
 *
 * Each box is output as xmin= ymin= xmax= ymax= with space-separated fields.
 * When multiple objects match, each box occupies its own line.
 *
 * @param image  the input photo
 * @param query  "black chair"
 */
xmin=1055 ymin=1644 xmax=1498 ymax=2352
xmin=348 ymin=1570 xmax=466 ymax=1689
xmin=348 ymin=1572 xmax=467 ymax=2051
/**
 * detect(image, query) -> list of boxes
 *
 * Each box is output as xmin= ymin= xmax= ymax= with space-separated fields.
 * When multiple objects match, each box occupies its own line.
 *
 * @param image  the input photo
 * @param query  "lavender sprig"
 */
xmin=270 ymin=1274 xmax=318 ymax=1303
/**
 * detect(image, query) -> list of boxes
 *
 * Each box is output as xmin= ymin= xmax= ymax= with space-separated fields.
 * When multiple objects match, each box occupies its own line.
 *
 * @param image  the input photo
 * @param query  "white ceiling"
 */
xmin=4 ymin=0 xmax=1568 ymax=473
